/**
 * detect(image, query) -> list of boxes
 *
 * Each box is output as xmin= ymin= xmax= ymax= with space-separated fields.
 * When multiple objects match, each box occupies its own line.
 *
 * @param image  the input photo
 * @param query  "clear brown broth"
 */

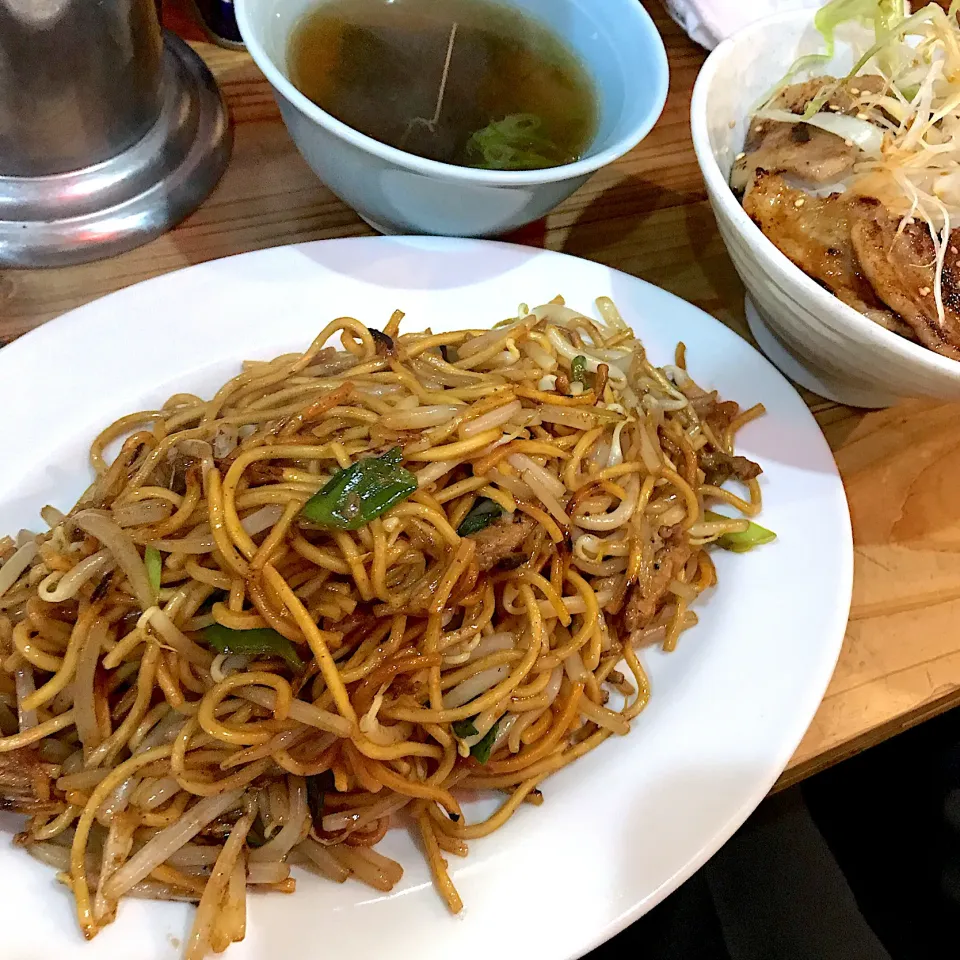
xmin=287 ymin=0 xmax=598 ymax=170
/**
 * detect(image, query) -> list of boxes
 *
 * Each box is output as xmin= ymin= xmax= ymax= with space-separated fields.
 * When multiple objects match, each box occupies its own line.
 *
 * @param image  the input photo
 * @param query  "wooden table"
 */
xmin=4 ymin=2 xmax=959 ymax=789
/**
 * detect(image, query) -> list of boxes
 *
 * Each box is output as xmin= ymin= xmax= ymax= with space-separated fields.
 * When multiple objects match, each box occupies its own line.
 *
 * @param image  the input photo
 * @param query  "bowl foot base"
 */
xmin=0 ymin=33 xmax=231 ymax=268
xmin=357 ymin=215 xmax=401 ymax=236
xmin=745 ymin=297 xmax=897 ymax=409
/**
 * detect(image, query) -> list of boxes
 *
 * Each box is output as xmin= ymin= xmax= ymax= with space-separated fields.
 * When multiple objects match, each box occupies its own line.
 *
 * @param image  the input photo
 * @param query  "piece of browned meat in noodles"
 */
xmin=851 ymin=216 xmax=960 ymax=359
xmin=472 ymin=514 xmax=537 ymax=572
xmin=731 ymin=77 xmax=886 ymax=195
xmin=742 ymin=170 xmax=916 ymax=339
xmin=0 ymin=747 xmax=59 ymax=815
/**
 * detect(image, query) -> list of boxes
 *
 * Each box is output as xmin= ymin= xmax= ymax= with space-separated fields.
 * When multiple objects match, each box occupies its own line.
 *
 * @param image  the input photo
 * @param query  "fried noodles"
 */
xmin=0 ymin=297 xmax=770 ymax=959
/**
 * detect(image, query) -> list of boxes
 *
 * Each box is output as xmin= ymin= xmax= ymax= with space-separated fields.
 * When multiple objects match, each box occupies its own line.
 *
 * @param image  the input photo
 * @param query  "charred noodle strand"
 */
xmin=178 ymin=758 xmax=273 ymax=797
xmin=250 ymin=500 xmax=301 ymax=572
xmin=12 ymin=620 xmax=64 ymax=672
xmin=143 ymin=470 xmax=203 ymax=540
xmin=482 ymin=682 xmax=585 ymax=775
xmin=90 ymin=411 xmax=161 ymax=473
xmin=366 ymin=759 xmax=460 ymax=818
xmin=432 ymin=776 xmax=541 ymax=840
xmin=198 ymin=672 xmax=292 ymax=746
xmin=0 ymin=708 xmax=76 ymax=752
xmin=418 ymin=811 xmax=463 ymax=913
xmin=660 ymin=467 xmax=701 ymax=530
xmin=521 ymin=570 xmax=571 ymax=625
xmin=464 ymin=725 xmax=613 ymax=790
xmin=205 ymin=469 xmax=248 ymax=578
xmin=622 ymin=643 xmax=651 ymax=721
xmin=262 ymin=565 xmax=355 ymax=723
xmin=21 ymin=603 xmax=100 ymax=710
xmin=86 ymin=641 xmax=161 ymax=769
xmin=700 ymin=484 xmax=761 ymax=518
xmin=386 ymin=585 xmax=543 ymax=724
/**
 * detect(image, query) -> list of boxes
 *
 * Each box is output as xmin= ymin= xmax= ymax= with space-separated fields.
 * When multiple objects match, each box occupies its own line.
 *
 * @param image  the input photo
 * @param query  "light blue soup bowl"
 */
xmin=235 ymin=0 xmax=669 ymax=237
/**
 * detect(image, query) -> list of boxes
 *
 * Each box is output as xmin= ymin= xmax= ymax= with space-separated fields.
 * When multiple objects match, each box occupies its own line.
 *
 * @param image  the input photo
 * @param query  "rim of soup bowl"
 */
xmin=234 ymin=0 xmax=669 ymax=187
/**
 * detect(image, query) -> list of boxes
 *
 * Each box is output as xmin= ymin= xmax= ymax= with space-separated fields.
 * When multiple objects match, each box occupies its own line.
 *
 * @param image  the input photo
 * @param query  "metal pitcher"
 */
xmin=0 ymin=0 xmax=232 ymax=267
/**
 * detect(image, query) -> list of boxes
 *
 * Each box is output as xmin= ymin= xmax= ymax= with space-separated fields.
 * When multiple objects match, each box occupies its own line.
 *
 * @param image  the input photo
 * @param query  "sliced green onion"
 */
xmin=457 ymin=498 xmax=503 ymax=537
xmin=300 ymin=447 xmax=417 ymax=531
xmin=202 ymin=623 xmax=303 ymax=669
xmin=465 ymin=114 xmax=563 ymax=171
xmin=571 ymin=355 xmax=587 ymax=383
xmin=452 ymin=718 xmax=479 ymax=739
xmin=471 ymin=718 xmax=502 ymax=764
xmin=705 ymin=511 xmax=777 ymax=553
xmin=757 ymin=0 xmax=907 ymax=117
xmin=144 ymin=546 xmax=162 ymax=600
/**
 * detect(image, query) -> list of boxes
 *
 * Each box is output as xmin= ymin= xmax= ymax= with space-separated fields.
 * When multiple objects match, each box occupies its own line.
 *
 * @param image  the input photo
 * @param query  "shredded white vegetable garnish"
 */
xmin=759 ymin=0 xmax=960 ymax=322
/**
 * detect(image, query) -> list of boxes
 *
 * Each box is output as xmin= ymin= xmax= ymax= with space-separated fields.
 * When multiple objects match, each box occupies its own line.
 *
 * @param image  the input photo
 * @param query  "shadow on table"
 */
xmin=589 ymin=787 xmax=891 ymax=960
xmin=558 ymin=174 xmax=703 ymax=264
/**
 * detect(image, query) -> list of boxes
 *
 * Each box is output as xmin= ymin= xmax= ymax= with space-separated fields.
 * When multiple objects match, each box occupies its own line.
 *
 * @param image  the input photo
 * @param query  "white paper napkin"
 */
xmin=664 ymin=0 xmax=824 ymax=50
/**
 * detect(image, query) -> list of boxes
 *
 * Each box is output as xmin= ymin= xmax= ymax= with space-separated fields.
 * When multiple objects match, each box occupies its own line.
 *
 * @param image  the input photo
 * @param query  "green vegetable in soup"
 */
xmin=466 ymin=114 xmax=565 ymax=171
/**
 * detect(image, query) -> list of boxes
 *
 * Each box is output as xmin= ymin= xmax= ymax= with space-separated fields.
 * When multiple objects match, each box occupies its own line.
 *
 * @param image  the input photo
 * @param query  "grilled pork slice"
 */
xmin=852 ymin=216 xmax=960 ymax=359
xmin=731 ymin=76 xmax=886 ymax=196
xmin=472 ymin=515 xmax=537 ymax=572
xmin=743 ymin=170 xmax=916 ymax=340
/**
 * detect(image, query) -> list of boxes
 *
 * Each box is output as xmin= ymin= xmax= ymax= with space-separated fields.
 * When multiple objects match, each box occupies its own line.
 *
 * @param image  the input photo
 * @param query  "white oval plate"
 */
xmin=0 ymin=237 xmax=851 ymax=960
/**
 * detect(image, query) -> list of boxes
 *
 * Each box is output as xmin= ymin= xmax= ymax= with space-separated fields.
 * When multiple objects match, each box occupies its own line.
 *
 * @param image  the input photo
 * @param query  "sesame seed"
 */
xmin=850 ymin=87 xmax=860 ymax=95
xmin=856 ymin=112 xmax=869 ymax=120
xmin=794 ymin=198 xmax=806 ymax=207
xmin=844 ymin=139 xmax=853 ymax=146
xmin=829 ymin=104 xmax=841 ymax=111
xmin=919 ymin=286 xmax=931 ymax=297
xmin=735 ymin=152 xmax=746 ymax=160
xmin=951 ymin=246 xmax=958 ymax=255
xmin=729 ymin=120 xmax=736 ymax=129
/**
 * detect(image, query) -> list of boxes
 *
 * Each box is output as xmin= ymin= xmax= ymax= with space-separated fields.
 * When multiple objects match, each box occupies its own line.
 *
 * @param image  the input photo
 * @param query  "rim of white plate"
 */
xmin=0 ymin=237 xmax=852 ymax=960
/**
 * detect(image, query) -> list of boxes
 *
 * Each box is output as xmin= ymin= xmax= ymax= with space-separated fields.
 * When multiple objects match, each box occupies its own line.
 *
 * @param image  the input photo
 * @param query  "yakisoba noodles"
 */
xmin=0 ymin=297 xmax=771 ymax=958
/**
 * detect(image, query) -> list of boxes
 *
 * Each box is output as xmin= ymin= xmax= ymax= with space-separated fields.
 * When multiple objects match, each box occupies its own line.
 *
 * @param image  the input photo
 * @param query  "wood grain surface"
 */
xmin=3 ymin=2 xmax=958 ymax=786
